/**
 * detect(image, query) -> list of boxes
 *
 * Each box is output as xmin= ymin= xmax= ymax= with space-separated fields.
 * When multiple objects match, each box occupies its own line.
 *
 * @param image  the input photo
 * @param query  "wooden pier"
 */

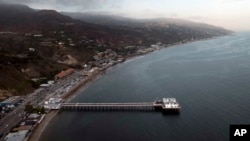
xmin=60 ymin=98 xmax=181 ymax=114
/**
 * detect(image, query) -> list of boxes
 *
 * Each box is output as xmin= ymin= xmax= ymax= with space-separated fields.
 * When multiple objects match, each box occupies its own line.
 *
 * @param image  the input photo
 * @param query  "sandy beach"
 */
xmin=28 ymin=69 xmax=104 ymax=141
xmin=28 ymin=111 xmax=58 ymax=141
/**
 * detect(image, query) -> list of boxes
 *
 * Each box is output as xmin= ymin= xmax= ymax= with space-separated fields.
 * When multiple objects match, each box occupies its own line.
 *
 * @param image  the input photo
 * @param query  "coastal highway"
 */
xmin=0 ymin=70 xmax=84 ymax=141
xmin=0 ymin=101 xmax=26 ymax=141
xmin=0 ymin=90 xmax=40 ymax=141
xmin=30 ymin=70 xmax=83 ymax=106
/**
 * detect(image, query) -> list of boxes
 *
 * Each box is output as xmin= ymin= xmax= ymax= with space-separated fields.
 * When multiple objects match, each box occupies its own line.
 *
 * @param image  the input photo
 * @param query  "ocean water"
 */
xmin=40 ymin=32 xmax=250 ymax=141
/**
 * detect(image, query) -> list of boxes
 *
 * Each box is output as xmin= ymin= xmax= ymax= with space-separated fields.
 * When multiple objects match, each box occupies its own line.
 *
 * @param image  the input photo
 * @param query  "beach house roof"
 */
xmin=55 ymin=68 xmax=74 ymax=79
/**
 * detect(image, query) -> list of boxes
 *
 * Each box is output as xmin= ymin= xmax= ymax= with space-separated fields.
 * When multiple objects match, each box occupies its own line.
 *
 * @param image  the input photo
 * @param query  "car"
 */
xmin=0 ymin=132 xmax=3 ymax=138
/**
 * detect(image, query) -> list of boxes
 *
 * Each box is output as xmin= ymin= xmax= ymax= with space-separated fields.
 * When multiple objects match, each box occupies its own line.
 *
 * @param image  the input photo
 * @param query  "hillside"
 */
xmin=0 ymin=3 xmax=232 ymax=99
xmin=64 ymin=12 xmax=231 ymax=36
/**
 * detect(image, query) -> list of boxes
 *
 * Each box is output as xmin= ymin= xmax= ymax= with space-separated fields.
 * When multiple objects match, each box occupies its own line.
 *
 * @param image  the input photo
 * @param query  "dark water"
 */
xmin=40 ymin=32 xmax=250 ymax=141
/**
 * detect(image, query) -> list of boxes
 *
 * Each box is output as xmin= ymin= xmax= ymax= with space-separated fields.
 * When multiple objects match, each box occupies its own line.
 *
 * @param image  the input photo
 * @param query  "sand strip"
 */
xmin=28 ymin=111 xmax=58 ymax=141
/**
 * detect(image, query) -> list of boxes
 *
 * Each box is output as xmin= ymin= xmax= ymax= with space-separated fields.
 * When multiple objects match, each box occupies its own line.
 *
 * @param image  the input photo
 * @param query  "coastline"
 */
xmin=29 ymin=34 xmax=231 ymax=141
xmin=64 ymin=70 xmax=104 ymax=102
xmin=28 ymin=68 xmax=105 ymax=141
xmin=28 ymin=111 xmax=58 ymax=141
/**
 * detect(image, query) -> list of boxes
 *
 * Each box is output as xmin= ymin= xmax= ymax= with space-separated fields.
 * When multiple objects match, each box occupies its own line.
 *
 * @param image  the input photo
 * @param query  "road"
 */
xmin=0 ymin=70 xmax=85 ymax=141
xmin=0 ymin=100 xmax=26 ymax=141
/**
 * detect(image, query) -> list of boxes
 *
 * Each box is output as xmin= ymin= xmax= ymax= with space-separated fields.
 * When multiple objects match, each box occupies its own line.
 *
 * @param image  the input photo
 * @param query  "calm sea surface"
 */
xmin=40 ymin=32 xmax=250 ymax=141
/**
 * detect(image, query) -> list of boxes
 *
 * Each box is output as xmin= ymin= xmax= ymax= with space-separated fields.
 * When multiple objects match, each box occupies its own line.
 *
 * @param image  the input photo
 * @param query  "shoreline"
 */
xmin=28 ymin=111 xmax=58 ymax=141
xmin=28 ymin=69 xmax=105 ymax=141
xmin=64 ymin=70 xmax=104 ymax=102
xmin=29 ymin=34 xmax=230 ymax=141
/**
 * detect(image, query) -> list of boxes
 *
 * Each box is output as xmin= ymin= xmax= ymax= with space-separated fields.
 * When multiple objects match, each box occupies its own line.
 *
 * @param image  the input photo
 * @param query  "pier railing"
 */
xmin=61 ymin=102 xmax=159 ymax=112
xmin=60 ymin=102 xmax=180 ymax=113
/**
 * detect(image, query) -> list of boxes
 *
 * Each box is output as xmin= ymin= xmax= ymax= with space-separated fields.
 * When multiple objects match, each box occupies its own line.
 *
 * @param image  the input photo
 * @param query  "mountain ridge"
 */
xmin=63 ymin=12 xmax=230 ymax=31
xmin=0 ymin=3 xmax=232 ymax=98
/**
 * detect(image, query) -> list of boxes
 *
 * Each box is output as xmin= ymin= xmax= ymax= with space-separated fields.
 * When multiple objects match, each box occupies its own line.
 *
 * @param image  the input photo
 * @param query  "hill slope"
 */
xmin=0 ymin=3 xmax=232 ymax=99
xmin=64 ymin=12 xmax=232 ymax=36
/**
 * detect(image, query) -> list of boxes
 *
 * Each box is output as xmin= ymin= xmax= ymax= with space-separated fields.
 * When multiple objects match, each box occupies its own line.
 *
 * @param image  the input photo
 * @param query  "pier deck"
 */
xmin=62 ymin=102 xmax=161 ymax=111
xmin=60 ymin=98 xmax=181 ymax=113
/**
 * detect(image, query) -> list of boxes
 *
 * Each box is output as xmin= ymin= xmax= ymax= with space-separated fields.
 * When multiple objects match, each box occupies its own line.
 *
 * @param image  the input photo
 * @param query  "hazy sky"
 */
xmin=1 ymin=0 xmax=250 ymax=31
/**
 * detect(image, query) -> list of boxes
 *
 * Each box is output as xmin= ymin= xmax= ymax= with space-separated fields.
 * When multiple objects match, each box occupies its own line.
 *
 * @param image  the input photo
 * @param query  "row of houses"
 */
xmin=92 ymin=49 xmax=124 ymax=67
xmin=4 ymin=113 xmax=45 ymax=141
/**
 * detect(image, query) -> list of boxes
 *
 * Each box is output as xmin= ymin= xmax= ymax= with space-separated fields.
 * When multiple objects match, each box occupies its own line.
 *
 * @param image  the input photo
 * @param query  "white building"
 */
xmin=44 ymin=97 xmax=62 ymax=110
xmin=5 ymin=130 xmax=29 ymax=141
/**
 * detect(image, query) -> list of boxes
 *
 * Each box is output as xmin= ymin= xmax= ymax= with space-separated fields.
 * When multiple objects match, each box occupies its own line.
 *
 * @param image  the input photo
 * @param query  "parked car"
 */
xmin=0 ymin=132 xmax=3 ymax=138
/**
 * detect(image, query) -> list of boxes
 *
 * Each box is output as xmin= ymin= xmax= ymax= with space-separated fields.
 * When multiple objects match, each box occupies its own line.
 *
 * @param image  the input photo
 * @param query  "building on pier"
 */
xmin=44 ymin=97 xmax=62 ymax=110
xmin=161 ymin=98 xmax=181 ymax=114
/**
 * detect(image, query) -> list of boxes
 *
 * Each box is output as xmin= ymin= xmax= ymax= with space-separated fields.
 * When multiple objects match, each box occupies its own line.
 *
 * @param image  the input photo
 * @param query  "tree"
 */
xmin=25 ymin=104 xmax=33 ymax=113
xmin=41 ymin=106 xmax=45 ymax=114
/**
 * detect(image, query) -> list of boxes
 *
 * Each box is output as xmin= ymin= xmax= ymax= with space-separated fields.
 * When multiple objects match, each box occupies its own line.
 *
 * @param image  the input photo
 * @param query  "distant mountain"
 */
xmin=62 ymin=12 xmax=232 ymax=45
xmin=62 ymin=12 xmax=137 ymax=27
xmin=64 ymin=12 xmax=232 ymax=35
xmin=0 ymin=3 xmax=232 ymax=46
xmin=0 ymin=3 xmax=77 ymax=31
xmin=0 ymin=3 xmax=144 ymax=46
xmin=0 ymin=3 xmax=34 ymax=25
xmin=0 ymin=3 xmax=232 ymax=97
